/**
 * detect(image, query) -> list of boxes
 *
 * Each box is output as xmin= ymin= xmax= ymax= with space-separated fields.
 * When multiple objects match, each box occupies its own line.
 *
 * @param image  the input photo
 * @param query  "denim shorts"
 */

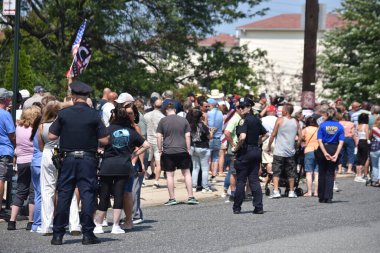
xmin=304 ymin=151 xmax=318 ymax=173
xmin=209 ymin=139 xmax=221 ymax=162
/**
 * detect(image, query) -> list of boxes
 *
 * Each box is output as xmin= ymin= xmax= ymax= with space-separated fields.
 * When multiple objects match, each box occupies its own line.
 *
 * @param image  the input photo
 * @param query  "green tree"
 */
xmin=318 ymin=0 xmax=380 ymax=103
xmin=4 ymin=47 xmax=35 ymax=92
xmin=194 ymin=43 xmax=267 ymax=95
xmin=0 ymin=0 xmax=267 ymax=97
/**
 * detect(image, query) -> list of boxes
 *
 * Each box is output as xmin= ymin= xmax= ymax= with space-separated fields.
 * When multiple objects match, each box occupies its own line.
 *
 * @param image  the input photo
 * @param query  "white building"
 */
xmin=236 ymin=8 xmax=345 ymax=101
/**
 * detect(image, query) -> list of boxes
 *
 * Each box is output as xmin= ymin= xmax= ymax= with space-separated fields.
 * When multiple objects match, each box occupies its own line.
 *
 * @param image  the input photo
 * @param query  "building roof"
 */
xmin=198 ymin=33 xmax=239 ymax=47
xmin=237 ymin=13 xmax=345 ymax=30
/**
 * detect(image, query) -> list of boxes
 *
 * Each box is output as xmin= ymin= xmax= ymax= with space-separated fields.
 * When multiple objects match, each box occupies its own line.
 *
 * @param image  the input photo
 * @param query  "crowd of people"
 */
xmin=0 ymin=82 xmax=379 ymax=245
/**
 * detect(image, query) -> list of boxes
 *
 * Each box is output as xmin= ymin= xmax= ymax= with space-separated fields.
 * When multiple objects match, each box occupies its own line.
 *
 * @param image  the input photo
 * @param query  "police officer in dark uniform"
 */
xmin=232 ymin=97 xmax=268 ymax=214
xmin=48 ymin=81 xmax=109 ymax=245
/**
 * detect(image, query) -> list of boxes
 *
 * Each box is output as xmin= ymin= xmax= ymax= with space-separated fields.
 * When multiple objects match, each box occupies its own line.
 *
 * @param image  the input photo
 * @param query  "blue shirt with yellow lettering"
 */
xmin=317 ymin=120 xmax=344 ymax=144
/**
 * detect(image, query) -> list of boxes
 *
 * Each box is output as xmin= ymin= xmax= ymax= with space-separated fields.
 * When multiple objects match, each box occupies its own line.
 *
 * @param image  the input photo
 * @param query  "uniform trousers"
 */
xmin=316 ymin=145 xmax=338 ymax=201
xmin=41 ymin=149 xmax=80 ymax=234
xmin=233 ymin=146 xmax=263 ymax=212
xmin=53 ymin=155 xmax=97 ymax=237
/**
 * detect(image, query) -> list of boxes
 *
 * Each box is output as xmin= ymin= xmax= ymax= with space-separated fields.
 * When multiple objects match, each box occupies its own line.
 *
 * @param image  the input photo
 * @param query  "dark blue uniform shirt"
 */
xmin=317 ymin=120 xmax=344 ymax=144
xmin=236 ymin=114 xmax=267 ymax=146
xmin=49 ymin=102 xmax=108 ymax=152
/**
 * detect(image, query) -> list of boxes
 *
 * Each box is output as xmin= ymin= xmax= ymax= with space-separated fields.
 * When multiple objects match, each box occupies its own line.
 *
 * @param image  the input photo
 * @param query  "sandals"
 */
xmin=303 ymin=192 xmax=312 ymax=197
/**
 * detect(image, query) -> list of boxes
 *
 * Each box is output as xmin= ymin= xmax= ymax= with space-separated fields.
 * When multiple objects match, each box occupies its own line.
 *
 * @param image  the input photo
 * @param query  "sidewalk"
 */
xmin=140 ymin=170 xmax=226 ymax=207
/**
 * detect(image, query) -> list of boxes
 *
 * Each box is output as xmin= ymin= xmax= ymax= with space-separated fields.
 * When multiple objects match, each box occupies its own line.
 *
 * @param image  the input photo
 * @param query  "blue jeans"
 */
xmin=340 ymin=137 xmax=355 ymax=165
xmin=31 ymin=165 xmax=41 ymax=231
xmin=191 ymin=147 xmax=211 ymax=188
xmin=370 ymin=150 xmax=380 ymax=182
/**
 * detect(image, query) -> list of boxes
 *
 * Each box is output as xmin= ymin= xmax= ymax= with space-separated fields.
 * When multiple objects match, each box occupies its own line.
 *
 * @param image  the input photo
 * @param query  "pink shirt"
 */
xmin=15 ymin=126 xmax=34 ymax=164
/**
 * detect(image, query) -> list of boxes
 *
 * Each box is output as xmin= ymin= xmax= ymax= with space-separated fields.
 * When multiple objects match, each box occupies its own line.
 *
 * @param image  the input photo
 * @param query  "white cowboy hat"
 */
xmin=207 ymin=89 xmax=224 ymax=99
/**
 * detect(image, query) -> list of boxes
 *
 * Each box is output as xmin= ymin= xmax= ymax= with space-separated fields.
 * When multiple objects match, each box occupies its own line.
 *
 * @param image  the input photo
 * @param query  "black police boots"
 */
xmin=82 ymin=234 xmax=101 ymax=245
xmin=51 ymin=235 xmax=63 ymax=245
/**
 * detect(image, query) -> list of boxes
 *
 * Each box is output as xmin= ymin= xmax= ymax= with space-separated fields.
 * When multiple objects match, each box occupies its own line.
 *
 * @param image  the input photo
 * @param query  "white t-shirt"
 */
xmin=102 ymin=102 xmax=115 ymax=127
xmin=261 ymin=115 xmax=277 ymax=135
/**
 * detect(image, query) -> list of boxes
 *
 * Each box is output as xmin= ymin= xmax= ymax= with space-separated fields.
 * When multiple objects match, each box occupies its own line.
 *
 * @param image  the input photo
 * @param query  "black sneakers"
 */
xmin=7 ymin=221 xmax=16 ymax=230
xmin=26 ymin=222 xmax=33 ymax=231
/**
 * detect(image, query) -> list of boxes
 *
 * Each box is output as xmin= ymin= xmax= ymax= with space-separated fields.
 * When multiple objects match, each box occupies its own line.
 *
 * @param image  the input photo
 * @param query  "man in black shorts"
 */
xmin=157 ymin=103 xmax=198 ymax=205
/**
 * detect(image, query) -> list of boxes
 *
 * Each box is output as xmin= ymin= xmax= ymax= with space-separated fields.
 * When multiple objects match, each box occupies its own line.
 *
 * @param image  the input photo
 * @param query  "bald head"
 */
xmin=107 ymin=92 xmax=118 ymax=103
xmin=102 ymin=88 xmax=111 ymax=99
xmin=351 ymin=101 xmax=361 ymax=112
xmin=154 ymin=98 xmax=163 ymax=109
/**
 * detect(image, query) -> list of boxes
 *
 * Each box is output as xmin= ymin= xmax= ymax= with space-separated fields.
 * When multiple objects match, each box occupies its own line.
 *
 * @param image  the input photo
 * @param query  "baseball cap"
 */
xmin=34 ymin=85 xmax=45 ymax=93
xmin=115 ymin=92 xmax=135 ymax=104
xmin=19 ymin=89 xmax=30 ymax=99
xmin=207 ymin=98 xmax=217 ymax=105
xmin=238 ymin=97 xmax=254 ymax=107
xmin=0 ymin=88 xmax=14 ymax=100
xmin=267 ymin=105 xmax=276 ymax=112
xmin=150 ymin=92 xmax=160 ymax=99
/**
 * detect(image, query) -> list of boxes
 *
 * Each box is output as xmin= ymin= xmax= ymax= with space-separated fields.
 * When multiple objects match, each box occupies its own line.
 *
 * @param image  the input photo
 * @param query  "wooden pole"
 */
xmin=301 ymin=0 xmax=319 ymax=109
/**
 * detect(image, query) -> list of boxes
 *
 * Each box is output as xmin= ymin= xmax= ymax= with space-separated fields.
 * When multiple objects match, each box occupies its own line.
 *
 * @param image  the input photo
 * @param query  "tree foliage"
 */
xmin=0 ymin=0 xmax=268 ymax=98
xmin=194 ymin=43 xmax=267 ymax=95
xmin=318 ymin=0 xmax=380 ymax=103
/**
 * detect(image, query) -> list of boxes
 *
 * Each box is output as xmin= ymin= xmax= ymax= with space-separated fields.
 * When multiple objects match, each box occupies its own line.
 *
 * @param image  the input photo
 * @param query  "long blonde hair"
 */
xmin=18 ymin=106 xmax=41 ymax=128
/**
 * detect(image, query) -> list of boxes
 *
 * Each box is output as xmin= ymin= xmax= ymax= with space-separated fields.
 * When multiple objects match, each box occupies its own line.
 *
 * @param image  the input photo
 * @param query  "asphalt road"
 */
xmin=0 ymin=177 xmax=379 ymax=253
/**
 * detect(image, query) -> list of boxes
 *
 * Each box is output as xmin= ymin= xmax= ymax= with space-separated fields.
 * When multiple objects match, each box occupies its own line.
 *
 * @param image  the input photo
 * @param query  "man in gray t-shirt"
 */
xmin=156 ymin=103 xmax=198 ymax=206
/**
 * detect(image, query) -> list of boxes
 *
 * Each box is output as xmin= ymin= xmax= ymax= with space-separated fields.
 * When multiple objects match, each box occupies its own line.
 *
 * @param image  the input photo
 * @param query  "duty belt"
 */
xmin=63 ymin=151 xmax=96 ymax=159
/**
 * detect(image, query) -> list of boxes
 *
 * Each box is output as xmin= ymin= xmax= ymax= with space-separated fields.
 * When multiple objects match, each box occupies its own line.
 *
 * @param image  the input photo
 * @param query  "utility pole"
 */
xmin=301 ymin=0 xmax=319 ymax=109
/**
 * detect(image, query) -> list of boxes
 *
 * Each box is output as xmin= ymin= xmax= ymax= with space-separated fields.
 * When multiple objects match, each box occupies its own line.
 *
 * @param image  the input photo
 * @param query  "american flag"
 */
xmin=71 ymin=20 xmax=87 ymax=57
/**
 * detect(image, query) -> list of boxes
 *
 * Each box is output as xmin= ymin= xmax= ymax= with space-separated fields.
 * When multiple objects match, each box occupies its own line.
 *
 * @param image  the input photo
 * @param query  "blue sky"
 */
xmin=215 ymin=0 xmax=343 ymax=35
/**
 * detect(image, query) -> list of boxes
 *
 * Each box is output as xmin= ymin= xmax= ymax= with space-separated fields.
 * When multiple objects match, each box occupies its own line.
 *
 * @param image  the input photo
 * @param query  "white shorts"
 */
xmin=262 ymin=139 xmax=275 ymax=164
xmin=148 ymin=143 xmax=161 ymax=162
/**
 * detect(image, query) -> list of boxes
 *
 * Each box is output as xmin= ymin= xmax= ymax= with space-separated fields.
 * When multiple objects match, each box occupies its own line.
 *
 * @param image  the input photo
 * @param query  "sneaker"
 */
xmin=7 ymin=221 xmax=16 ymax=230
xmin=202 ymin=187 xmax=212 ymax=193
xmin=132 ymin=218 xmax=144 ymax=225
xmin=153 ymin=183 xmax=160 ymax=189
xmin=111 ymin=225 xmax=125 ymax=234
xmin=164 ymin=199 xmax=178 ymax=206
xmin=268 ymin=191 xmax=281 ymax=199
xmin=354 ymin=176 xmax=366 ymax=183
xmin=288 ymin=191 xmax=298 ymax=198
xmin=141 ymin=182 xmax=146 ymax=187
xmin=26 ymin=222 xmax=33 ymax=231
xmin=93 ymin=225 xmax=104 ymax=234
xmin=192 ymin=187 xmax=197 ymax=192
xmin=210 ymin=176 xmax=217 ymax=183
xmin=333 ymin=182 xmax=339 ymax=192
xmin=187 ymin=197 xmax=199 ymax=205
xmin=221 ymin=191 xmax=227 ymax=198
xmin=30 ymin=226 xmax=42 ymax=233
xmin=101 ymin=218 xmax=108 ymax=227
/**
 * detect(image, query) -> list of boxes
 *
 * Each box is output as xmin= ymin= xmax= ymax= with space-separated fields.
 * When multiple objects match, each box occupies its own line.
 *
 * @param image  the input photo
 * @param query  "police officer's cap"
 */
xmin=238 ymin=97 xmax=254 ymax=107
xmin=70 ymin=81 xmax=93 ymax=96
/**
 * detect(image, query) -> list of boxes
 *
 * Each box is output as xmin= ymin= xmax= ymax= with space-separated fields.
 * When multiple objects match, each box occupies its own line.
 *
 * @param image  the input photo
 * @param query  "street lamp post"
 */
xmin=6 ymin=0 xmax=21 ymax=209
